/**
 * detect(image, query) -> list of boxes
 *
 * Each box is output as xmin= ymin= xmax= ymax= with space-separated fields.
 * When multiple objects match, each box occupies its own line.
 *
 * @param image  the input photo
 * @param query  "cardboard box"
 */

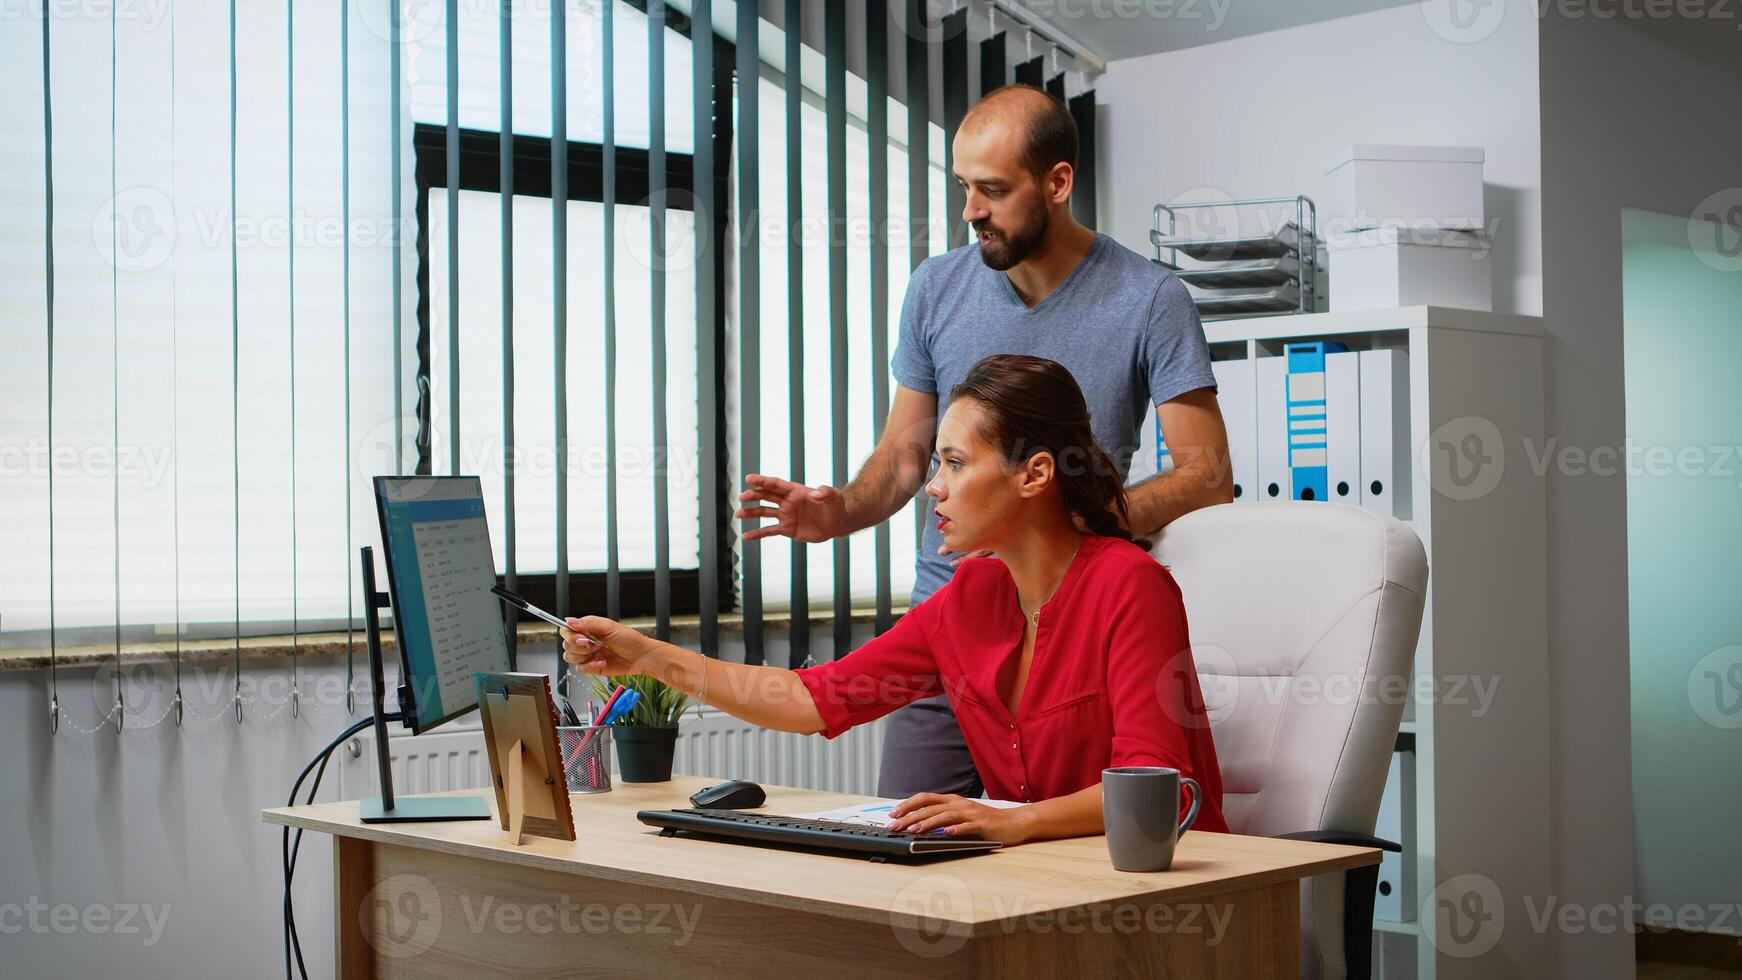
xmin=1325 ymin=144 xmax=1486 ymax=232
xmin=1327 ymin=226 xmax=1492 ymax=311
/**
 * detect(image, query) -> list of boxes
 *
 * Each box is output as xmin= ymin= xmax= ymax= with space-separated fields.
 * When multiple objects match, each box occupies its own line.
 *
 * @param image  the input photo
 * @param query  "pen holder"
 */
xmin=556 ymin=725 xmax=614 ymax=794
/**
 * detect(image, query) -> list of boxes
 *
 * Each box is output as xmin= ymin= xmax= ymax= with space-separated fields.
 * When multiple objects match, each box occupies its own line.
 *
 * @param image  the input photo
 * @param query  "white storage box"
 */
xmin=1327 ymin=226 xmax=1492 ymax=311
xmin=1324 ymin=144 xmax=1485 ymax=232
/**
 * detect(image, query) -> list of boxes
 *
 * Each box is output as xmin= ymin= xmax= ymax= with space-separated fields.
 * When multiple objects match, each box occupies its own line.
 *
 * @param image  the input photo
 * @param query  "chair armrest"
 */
xmin=1275 ymin=829 xmax=1401 ymax=852
xmin=1273 ymin=830 xmax=1400 ymax=980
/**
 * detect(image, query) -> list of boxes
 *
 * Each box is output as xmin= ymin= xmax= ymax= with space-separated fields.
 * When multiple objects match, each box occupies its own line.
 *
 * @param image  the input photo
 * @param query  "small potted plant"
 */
xmin=588 ymin=673 xmax=691 ymax=783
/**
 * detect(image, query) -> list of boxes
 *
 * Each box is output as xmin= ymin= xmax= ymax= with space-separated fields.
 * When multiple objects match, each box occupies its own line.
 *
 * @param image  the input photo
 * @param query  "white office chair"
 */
xmin=1153 ymin=501 xmax=1428 ymax=980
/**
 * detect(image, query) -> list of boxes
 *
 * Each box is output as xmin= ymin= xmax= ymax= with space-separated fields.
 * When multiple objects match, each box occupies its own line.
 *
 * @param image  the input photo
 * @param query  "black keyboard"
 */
xmin=637 ymin=807 xmax=1004 ymax=861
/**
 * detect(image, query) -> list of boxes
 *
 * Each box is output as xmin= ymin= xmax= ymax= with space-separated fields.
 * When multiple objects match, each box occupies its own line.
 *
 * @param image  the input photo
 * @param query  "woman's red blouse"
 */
xmin=795 ymin=535 xmax=1228 ymax=833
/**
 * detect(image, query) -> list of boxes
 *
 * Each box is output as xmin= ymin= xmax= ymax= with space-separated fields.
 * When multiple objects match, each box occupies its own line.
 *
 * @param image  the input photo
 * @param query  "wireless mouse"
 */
xmin=689 ymin=779 xmax=767 ymax=810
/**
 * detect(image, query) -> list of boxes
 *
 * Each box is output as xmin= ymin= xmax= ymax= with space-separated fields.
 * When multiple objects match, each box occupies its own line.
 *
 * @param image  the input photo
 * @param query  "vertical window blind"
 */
xmin=2 ymin=0 xmax=1097 ymax=726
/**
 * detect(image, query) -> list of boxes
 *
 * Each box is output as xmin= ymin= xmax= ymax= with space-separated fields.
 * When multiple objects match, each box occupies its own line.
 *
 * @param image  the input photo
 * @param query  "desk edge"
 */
xmin=264 ymin=806 xmax=1379 ymax=937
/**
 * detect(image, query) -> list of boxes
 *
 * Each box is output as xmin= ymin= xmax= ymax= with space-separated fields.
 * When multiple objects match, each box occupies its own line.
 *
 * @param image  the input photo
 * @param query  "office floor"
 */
xmin=1636 ymin=928 xmax=1742 ymax=978
xmin=1639 ymin=964 xmax=1742 ymax=979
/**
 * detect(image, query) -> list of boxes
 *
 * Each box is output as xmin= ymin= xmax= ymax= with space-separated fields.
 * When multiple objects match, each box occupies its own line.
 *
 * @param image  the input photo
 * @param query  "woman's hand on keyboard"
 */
xmin=887 ymin=793 xmax=1035 ymax=845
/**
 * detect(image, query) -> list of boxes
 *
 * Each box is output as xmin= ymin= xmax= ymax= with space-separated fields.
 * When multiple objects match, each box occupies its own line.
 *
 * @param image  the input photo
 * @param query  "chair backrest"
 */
xmin=1153 ymin=502 xmax=1427 ymax=978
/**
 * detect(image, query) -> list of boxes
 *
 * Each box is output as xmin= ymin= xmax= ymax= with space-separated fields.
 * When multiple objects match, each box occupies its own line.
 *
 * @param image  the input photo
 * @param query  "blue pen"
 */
xmin=604 ymin=689 xmax=641 ymax=723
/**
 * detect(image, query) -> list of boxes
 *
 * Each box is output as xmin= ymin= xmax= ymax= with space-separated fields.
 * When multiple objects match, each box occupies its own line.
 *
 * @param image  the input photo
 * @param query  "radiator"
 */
xmin=337 ymin=714 xmax=887 ymax=800
xmin=337 ymin=722 xmax=492 ymax=800
xmin=673 ymin=710 xmax=886 ymax=797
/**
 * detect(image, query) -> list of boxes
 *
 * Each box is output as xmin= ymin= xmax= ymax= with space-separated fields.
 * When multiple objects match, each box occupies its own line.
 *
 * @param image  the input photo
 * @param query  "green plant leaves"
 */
xmin=586 ymin=672 xmax=693 ymax=728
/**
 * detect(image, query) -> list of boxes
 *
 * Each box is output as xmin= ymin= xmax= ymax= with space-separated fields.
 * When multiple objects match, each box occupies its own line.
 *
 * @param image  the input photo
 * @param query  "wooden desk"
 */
xmin=264 ymin=775 xmax=1377 ymax=979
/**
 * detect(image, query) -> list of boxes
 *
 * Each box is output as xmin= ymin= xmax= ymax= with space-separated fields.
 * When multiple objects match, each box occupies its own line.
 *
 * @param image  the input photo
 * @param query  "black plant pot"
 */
xmin=614 ymin=725 xmax=679 ymax=783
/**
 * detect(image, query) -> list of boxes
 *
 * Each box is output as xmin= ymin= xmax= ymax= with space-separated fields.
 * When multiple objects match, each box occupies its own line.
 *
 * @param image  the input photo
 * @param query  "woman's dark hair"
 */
xmin=949 ymin=354 xmax=1133 ymax=542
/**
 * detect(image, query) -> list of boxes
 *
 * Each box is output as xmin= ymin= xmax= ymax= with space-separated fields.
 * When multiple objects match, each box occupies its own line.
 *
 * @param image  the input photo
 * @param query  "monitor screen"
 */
xmin=373 ymin=475 xmax=512 ymax=733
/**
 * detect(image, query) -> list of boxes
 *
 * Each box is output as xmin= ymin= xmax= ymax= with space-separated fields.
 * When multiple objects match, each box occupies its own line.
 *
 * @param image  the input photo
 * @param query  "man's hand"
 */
xmin=1124 ymin=388 xmax=1234 ymax=536
xmin=888 ymin=793 xmax=1037 ymax=845
xmin=736 ymin=474 xmax=850 ymax=543
xmin=941 ymin=546 xmax=994 ymax=567
xmin=737 ymin=387 xmax=937 ymax=545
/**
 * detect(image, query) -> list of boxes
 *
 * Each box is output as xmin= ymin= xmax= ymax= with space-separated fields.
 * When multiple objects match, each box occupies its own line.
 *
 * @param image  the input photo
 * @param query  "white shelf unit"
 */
xmin=1203 ymin=306 xmax=1549 ymax=980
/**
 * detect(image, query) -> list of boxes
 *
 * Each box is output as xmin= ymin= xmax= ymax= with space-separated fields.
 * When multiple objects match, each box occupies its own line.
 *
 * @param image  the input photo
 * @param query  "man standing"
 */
xmin=736 ymin=85 xmax=1230 ymax=799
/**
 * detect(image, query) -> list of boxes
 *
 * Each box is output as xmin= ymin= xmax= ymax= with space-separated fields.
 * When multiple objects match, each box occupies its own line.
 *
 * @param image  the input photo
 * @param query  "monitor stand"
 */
xmin=356 ymin=545 xmax=492 ymax=825
xmin=358 ymin=795 xmax=490 ymax=823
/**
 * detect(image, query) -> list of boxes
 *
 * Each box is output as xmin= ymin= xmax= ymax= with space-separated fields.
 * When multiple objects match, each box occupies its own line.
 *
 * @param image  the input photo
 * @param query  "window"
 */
xmin=2 ymin=0 xmax=400 ymax=647
xmin=734 ymin=68 xmax=949 ymax=610
xmin=417 ymin=123 xmax=710 ymax=617
xmin=411 ymin=5 xmax=954 ymax=618
xmin=2 ymin=0 xmax=987 ymax=652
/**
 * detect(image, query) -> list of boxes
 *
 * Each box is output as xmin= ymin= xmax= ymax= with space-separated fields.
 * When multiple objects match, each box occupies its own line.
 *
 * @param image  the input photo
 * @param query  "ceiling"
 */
xmin=1014 ymin=0 xmax=1422 ymax=63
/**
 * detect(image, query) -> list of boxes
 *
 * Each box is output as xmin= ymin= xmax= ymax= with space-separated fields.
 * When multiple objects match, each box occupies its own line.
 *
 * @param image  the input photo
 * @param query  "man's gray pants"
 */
xmin=876 ymin=694 xmax=984 ymax=799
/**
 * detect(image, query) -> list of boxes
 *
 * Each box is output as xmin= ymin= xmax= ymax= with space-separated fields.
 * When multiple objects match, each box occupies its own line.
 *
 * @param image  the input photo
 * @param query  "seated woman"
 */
xmin=561 ymin=354 xmax=1227 ymax=843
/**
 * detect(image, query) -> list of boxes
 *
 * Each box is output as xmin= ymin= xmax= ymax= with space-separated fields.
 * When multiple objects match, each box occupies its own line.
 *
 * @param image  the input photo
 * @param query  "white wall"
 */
xmin=1537 ymin=11 xmax=1742 ymax=977
xmin=0 ymin=625 xmax=869 ymax=979
xmin=1094 ymin=0 xmax=1542 ymax=316
xmin=1095 ymin=3 xmax=1742 ymax=975
xmin=1 ymin=654 xmax=370 ymax=980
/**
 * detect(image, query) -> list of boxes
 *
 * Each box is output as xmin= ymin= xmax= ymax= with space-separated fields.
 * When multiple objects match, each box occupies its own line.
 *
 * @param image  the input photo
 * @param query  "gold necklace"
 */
xmin=1017 ymin=538 xmax=1082 ymax=628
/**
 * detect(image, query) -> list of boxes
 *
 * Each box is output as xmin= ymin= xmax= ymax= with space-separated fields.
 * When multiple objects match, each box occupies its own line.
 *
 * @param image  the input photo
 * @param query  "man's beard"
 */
xmin=974 ymin=201 xmax=1050 ymax=271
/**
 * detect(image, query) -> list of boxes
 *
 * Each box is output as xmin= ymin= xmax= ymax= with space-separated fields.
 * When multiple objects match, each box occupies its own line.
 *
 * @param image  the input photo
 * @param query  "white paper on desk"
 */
xmin=794 ymin=798 xmax=1026 ymax=829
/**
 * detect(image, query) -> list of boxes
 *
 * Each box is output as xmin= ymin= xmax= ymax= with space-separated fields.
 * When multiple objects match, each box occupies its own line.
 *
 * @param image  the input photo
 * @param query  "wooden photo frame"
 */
xmin=475 ymin=672 xmax=576 ymax=845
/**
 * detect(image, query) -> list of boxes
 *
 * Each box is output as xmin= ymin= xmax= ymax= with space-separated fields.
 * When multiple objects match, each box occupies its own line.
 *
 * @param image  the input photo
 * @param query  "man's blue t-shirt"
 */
xmin=892 ymin=232 xmax=1215 ymax=604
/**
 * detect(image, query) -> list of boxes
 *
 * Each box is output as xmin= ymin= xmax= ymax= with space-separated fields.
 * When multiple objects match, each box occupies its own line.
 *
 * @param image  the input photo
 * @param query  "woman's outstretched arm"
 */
xmin=562 ymin=591 xmax=948 ymax=739
xmin=561 ymin=617 xmax=827 ymax=734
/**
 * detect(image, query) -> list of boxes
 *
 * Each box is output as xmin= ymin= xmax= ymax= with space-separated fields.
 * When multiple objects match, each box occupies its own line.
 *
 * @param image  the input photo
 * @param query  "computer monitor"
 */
xmin=372 ymin=475 xmax=514 ymax=735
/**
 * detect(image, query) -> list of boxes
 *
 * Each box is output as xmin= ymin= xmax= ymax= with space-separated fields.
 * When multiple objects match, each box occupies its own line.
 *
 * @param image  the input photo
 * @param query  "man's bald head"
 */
xmin=959 ymin=84 xmax=1079 ymax=182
